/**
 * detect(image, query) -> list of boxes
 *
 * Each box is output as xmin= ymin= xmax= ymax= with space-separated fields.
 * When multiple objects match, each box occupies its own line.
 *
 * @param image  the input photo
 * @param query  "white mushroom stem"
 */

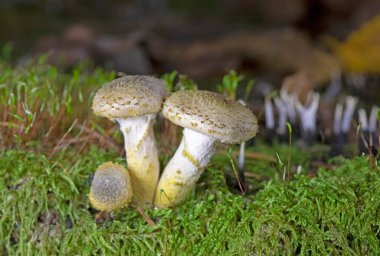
xmin=237 ymin=99 xmax=247 ymax=190
xmin=154 ymin=128 xmax=216 ymax=208
xmin=280 ymin=89 xmax=297 ymax=124
xmin=295 ymin=92 xmax=319 ymax=133
xmin=274 ymin=97 xmax=287 ymax=135
xmin=358 ymin=108 xmax=369 ymax=131
xmin=341 ymin=96 xmax=358 ymax=133
xmin=265 ymin=96 xmax=275 ymax=130
xmin=324 ymin=70 xmax=342 ymax=100
xmin=238 ymin=141 xmax=246 ymax=173
xmin=117 ymin=113 xmax=159 ymax=208
xmin=333 ymin=103 xmax=343 ymax=135
xmin=369 ymin=106 xmax=379 ymax=133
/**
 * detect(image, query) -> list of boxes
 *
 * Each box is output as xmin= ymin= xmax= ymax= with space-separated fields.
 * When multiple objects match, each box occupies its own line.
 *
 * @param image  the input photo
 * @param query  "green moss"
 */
xmin=1 ymin=57 xmax=379 ymax=254
xmin=0 ymin=57 xmax=116 ymax=149
xmin=1 ymin=148 xmax=379 ymax=255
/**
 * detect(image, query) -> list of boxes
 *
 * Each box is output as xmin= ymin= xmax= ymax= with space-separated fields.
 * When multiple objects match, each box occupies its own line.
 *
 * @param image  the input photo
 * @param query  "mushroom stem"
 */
xmin=359 ymin=106 xmax=379 ymax=155
xmin=358 ymin=108 xmax=369 ymax=155
xmin=238 ymin=141 xmax=246 ymax=174
xmin=333 ymin=103 xmax=343 ymax=135
xmin=154 ymin=128 xmax=216 ymax=208
xmin=330 ymin=103 xmax=346 ymax=157
xmin=295 ymin=92 xmax=319 ymax=145
xmin=358 ymin=108 xmax=369 ymax=132
xmin=117 ymin=113 xmax=159 ymax=208
xmin=295 ymin=92 xmax=319 ymax=133
xmin=280 ymin=89 xmax=297 ymax=124
xmin=369 ymin=106 xmax=379 ymax=154
xmin=369 ymin=106 xmax=379 ymax=133
xmin=265 ymin=96 xmax=275 ymax=130
xmin=237 ymin=141 xmax=247 ymax=194
xmin=341 ymin=96 xmax=358 ymax=133
xmin=274 ymin=97 xmax=287 ymax=136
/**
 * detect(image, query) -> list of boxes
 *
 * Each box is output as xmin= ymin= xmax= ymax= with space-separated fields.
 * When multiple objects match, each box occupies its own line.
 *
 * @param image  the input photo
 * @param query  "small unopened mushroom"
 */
xmin=154 ymin=90 xmax=258 ymax=208
xmin=92 ymin=75 xmax=167 ymax=208
xmin=89 ymin=162 xmax=133 ymax=211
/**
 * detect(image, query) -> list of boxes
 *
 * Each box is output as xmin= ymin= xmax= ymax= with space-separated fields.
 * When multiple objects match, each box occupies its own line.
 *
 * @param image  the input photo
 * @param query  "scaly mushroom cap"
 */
xmin=92 ymin=75 xmax=167 ymax=120
xmin=89 ymin=162 xmax=133 ymax=211
xmin=162 ymin=90 xmax=259 ymax=144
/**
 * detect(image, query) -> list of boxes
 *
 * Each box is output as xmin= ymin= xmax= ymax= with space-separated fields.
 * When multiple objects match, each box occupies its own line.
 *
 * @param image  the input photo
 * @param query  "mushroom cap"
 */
xmin=89 ymin=162 xmax=133 ymax=211
xmin=162 ymin=90 xmax=258 ymax=144
xmin=92 ymin=75 xmax=167 ymax=120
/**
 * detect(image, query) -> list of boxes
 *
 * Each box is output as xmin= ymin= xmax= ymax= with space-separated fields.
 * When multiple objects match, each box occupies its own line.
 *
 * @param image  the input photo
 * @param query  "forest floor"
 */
xmin=1 ymin=59 xmax=379 ymax=255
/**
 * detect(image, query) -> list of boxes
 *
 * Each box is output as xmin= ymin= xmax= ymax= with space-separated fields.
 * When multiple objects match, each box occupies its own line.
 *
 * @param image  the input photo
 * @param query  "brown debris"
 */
xmin=148 ymin=29 xmax=340 ymax=101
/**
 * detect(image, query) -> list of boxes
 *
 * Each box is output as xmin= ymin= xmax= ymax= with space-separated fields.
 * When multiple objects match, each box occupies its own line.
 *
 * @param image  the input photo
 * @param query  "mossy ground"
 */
xmin=2 ymin=147 xmax=380 ymax=255
xmin=1 ymin=58 xmax=379 ymax=255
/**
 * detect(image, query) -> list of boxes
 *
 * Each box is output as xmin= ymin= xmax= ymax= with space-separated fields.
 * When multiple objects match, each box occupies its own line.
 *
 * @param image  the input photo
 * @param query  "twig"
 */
xmin=49 ymin=119 xmax=78 ymax=159
xmin=135 ymin=207 xmax=156 ymax=226
xmin=227 ymin=149 xmax=246 ymax=195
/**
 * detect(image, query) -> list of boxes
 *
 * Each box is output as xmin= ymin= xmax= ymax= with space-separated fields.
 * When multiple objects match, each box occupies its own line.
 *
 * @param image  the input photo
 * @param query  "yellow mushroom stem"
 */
xmin=154 ymin=128 xmax=216 ymax=208
xmin=117 ymin=114 xmax=159 ymax=208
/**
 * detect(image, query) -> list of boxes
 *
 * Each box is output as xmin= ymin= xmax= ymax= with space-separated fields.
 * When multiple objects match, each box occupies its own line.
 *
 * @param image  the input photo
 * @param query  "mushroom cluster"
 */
xmin=263 ymin=77 xmax=378 ymax=158
xmin=92 ymin=75 xmax=167 ymax=208
xmin=88 ymin=75 xmax=259 ymax=211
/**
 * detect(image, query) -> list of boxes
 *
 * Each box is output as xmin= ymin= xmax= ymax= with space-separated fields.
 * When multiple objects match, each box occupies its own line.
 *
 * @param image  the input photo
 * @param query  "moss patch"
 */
xmin=1 ymin=57 xmax=379 ymax=255
xmin=1 ymin=148 xmax=379 ymax=255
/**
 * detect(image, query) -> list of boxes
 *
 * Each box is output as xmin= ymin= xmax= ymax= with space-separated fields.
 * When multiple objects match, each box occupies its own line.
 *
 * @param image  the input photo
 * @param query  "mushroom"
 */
xmin=265 ymin=95 xmax=275 ymax=131
xmin=333 ymin=103 xmax=343 ymax=136
xmin=295 ymin=92 xmax=320 ymax=145
xmin=369 ymin=106 xmax=379 ymax=134
xmin=358 ymin=106 xmax=379 ymax=155
xmin=92 ymin=75 xmax=167 ymax=208
xmin=264 ymin=95 xmax=276 ymax=144
xmin=273 ymin=96 xmax=288 ymax=138
xmin=341 ymin=96 xmax=358 ymax=134
xmin=89 ymin=162 xmax=133 ymax=211
xmin=329 ymin=97 xmax=358 ymax=157
xmin=154 ymin=90 xmax=258 ymax=208
xmin=280 ymin=88 xmax=297 ymax=124
xmin=369 ymin=106 xmax=379 ymax=155
xmin=330 ymin=103 xmax=345 ymax=157
xmin=237 ymin=99 xmax=248 ymax=193
xmin=359 ymin=108 xmax=370 ymax=155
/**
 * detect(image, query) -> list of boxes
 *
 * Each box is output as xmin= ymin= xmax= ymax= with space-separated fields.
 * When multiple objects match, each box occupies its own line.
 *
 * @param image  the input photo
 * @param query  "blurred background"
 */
xmin=0 ymin=0 xmax=380 ymax=84
xmin=1 ymin=0 xmax=380 ymax=99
